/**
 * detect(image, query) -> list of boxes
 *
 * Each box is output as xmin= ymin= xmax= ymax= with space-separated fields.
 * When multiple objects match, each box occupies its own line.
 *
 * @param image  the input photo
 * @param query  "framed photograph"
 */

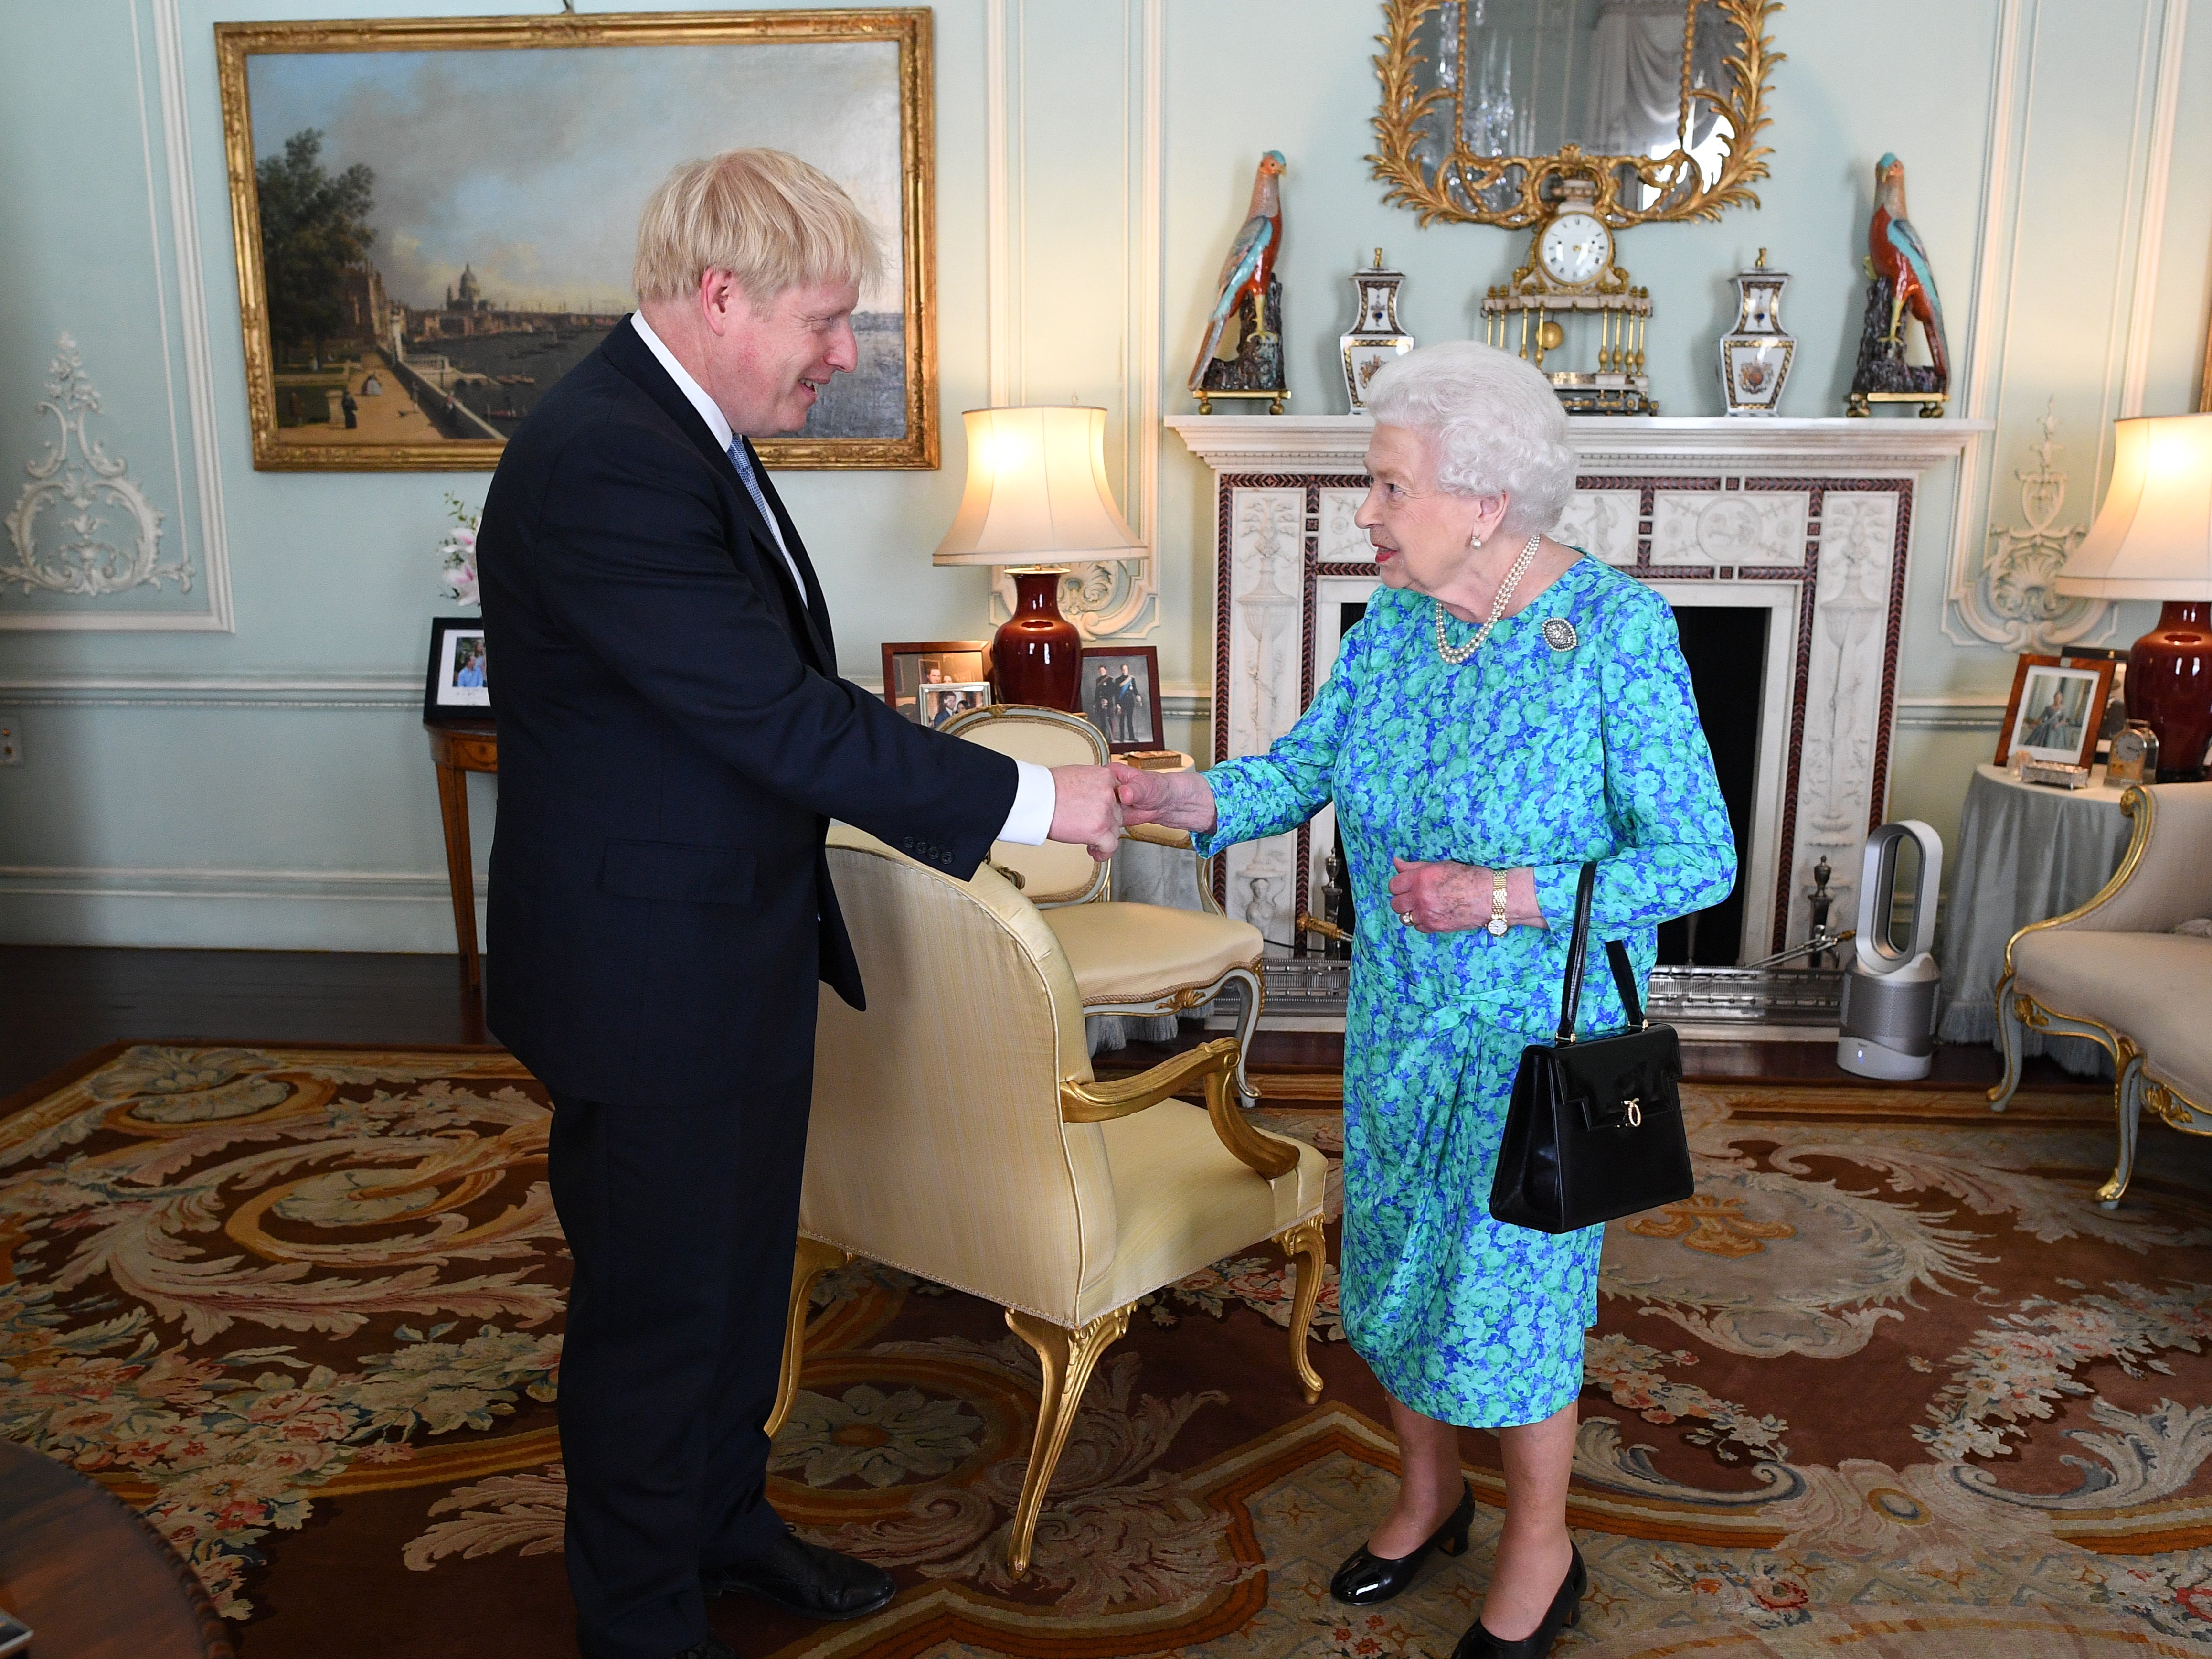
xmin=1996 ymin=654 xmax=2115 ymax=770
xmin=424 ymin=615 xmax=493 ymax=725
xmin=917 ymin=681 xmax=991 ymax=728
xmin=215 ymin=10 xmax=936 ymax=472
xmin=1077 ymin=646 xmax=1163 ymax=752
xmin=881 ymin=640 xmax=989 ymax=724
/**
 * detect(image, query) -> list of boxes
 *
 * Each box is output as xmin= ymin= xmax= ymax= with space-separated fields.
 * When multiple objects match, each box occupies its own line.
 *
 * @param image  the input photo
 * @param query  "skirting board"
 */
xmin=0 ymin=865 xmax=484 ymax=953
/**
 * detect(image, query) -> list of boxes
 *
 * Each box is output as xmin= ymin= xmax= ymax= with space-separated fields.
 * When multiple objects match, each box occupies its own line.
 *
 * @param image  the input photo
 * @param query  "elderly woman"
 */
xmin=1118 ymin=341 xmax=1733 ymax=1658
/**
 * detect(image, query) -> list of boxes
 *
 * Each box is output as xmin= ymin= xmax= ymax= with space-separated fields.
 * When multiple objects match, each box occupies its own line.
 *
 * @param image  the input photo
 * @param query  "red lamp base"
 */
xmin=2127 ymin=599 xmax=2212 ymax=781
xmin=992 ymin=568 xmax=1082 ymax=711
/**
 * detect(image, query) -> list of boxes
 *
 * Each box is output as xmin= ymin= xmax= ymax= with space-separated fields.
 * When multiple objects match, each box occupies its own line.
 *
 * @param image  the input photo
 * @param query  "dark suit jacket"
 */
xmin=478 ymin=319 xmax=1017 ymax=1109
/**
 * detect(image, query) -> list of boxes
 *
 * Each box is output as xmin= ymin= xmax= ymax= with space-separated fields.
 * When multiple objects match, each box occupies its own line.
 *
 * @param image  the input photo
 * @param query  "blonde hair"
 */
xmin=1365 ymin=340 xmax=1577 ymax=537
xmin=631 ymin=148 xmax=880 ymax=305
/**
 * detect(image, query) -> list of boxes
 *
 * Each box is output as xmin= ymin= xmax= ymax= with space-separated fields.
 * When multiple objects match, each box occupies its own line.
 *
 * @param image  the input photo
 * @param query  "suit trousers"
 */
xmin=547 ymin=1068 xmax=813 ymax=1659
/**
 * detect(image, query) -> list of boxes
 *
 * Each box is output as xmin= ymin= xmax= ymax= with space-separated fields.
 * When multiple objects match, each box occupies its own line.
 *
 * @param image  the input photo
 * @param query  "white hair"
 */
xmin=1364 ymin=341 xmax=1576 ymax=536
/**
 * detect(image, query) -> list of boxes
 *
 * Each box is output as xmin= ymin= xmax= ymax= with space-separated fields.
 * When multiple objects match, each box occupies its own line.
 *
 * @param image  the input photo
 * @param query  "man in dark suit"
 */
xmin=478 ymin=149 xmax=1123 ymax=1659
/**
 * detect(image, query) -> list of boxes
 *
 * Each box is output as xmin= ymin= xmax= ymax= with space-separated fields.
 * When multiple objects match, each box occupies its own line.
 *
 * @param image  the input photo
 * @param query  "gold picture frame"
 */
xmin=1368 ymin=0 xmax=1782 ymax=229
xmin=214 ymin=9 xmax=937 ymax=472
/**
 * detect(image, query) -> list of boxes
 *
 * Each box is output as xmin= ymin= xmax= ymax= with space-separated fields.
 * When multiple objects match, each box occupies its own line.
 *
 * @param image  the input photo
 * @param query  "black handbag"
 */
xmin=1488 ymin=863 xmax=1695 ymax=1234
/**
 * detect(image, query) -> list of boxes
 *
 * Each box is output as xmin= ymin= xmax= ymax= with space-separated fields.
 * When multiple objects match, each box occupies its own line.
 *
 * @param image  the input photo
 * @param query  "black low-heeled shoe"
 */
xmin=1450 ymin=1542 xmax=1586 ymax=1659
xmin=1327 ymin=1481 xmax=1476 ymax=1605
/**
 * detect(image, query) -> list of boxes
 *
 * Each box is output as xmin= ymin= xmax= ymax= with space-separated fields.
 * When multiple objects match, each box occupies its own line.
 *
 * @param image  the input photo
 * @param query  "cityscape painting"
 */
xmin=215 ymin=11 xmax=936 ymax=471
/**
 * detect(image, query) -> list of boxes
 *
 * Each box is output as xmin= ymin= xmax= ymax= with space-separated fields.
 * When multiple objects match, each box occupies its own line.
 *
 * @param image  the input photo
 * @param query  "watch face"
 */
xmin=1538 ymin=212 xmax=1610 ymax=285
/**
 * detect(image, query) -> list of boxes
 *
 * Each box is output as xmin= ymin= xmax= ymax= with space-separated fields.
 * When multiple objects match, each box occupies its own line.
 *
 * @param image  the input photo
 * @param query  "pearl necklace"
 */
xmin=1434 ymin=533 xmax=1543 ymax=665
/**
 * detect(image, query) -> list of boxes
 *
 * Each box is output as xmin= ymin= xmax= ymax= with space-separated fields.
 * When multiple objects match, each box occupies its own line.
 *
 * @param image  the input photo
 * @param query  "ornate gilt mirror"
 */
xmin=1371 ymin=0 xmax=1782 ymax=227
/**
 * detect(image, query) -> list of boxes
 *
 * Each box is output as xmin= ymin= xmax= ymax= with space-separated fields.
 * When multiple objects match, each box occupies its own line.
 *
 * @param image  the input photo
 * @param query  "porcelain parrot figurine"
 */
xmin=1188 ymin=150 xmax=1287 ymax=392
xmin=1868 ymin=153 xmax=1948 ymax=387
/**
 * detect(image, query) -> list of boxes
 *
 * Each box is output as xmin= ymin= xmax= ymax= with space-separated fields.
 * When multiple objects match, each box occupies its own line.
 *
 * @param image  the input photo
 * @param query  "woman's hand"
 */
xmin=1388 ymin=857 xmax=1546 ymax=933
xmin=1111 ymin=763 xmax=1219 ymax=834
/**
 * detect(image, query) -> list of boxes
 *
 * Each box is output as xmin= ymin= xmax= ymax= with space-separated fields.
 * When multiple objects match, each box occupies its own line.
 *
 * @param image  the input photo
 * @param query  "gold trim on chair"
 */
xmin=768 ymin=1235 xmax=853 ymax=1440
xmin=2000 ymin=786 xmax=2155 ymax=982
xmin=1061 ymin=1037 xmax=1300 ymax=1180
xmin=1002 ymin=1304 xmax=1133 ymax=1578
xmin=943 ymin=701 xmax=1106 ymax=759
xmin=1273 ymin=1215 xmax=1328 ymax=1405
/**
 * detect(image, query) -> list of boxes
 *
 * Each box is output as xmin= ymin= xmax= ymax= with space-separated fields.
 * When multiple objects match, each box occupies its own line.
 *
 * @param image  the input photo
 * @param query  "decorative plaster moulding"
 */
xmin=1171 ymin=412 xmax=1992 ymax=970
xmin=1164 ymin=415 xmax=1992 ymax=474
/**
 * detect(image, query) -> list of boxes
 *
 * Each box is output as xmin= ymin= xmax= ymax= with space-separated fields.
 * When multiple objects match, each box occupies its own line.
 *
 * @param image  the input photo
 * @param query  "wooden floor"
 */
xmin=0 ymin=946 xmax=2096 ymax=1106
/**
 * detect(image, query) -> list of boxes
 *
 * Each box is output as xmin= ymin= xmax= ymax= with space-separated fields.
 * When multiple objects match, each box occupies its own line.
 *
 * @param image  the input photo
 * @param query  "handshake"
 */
xmin=1046 ymin=763 xmax=1220 ymax=861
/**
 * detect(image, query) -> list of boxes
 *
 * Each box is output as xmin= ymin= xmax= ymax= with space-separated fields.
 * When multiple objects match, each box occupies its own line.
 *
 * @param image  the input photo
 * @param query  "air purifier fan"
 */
xmin=1836 ymin=820 xmax=1944 ymax=1081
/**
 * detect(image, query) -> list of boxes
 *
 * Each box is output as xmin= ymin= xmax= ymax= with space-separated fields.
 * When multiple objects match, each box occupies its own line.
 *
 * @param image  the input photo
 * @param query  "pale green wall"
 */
xmin=1 ymin=0 xmax=2207 ymax=949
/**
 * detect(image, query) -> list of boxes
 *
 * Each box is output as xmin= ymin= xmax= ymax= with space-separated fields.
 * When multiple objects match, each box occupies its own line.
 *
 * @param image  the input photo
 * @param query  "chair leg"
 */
xmin=1001 ymin=1304 xmax=1133 ymax=1578
xmin=1274 ymin=1215 xmax=1327 ymax=1405
xmin=2098 ymin=1048 xmax=2146 ymax=1210
xmin=1988 ymin=975 xmax=2024 ymax=1112
xmin=1224 ymin=963 xmax=1265 ymax=1103
xmin=767 ymin=1236 xmax=853 ymax=1440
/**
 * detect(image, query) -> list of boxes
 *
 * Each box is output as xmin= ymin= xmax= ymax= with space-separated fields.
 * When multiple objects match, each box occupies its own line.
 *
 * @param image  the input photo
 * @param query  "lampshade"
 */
xmin=2053 ymin=412 xmax=2212 ymax=601
xmin=932 ymin=406 xmax=1146 ymax=567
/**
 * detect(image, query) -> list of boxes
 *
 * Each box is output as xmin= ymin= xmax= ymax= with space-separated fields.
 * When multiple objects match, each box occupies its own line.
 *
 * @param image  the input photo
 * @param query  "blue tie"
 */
xmin=726 ymin=439 xmax=781 ymax=543
xmin=726 ymin=438 xmax=803 ymax=596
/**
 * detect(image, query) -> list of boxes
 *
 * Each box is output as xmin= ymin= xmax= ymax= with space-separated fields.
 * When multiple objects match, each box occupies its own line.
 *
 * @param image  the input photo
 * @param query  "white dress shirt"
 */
xmin=628 ymin=313 xmax=1056 ymax=846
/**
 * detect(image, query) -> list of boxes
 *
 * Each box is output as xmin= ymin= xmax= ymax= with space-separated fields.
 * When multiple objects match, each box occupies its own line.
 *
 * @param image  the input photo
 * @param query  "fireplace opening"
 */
xmin=1657 ymin=605 xmax=1767 ymax=967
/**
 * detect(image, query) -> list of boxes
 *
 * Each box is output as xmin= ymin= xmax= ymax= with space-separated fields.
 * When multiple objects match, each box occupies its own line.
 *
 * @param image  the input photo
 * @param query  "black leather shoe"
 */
xmin=1450 ymin=1543 xmax=1586 ymax=1659
xmin=1328 ymin=1481 xmax=1476 ymax=1605
xmin=708 ymin=1526 xmax=895 ymax=1621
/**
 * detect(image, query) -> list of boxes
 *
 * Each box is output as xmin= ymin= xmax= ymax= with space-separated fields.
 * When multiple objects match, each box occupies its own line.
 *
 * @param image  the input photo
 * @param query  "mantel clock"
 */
xmin=1481 ymin=178 xmax=1655 ymax=416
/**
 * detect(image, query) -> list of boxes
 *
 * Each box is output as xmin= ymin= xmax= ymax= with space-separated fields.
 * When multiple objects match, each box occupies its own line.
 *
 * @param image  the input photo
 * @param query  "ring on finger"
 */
xmin=1398 ymin=907 xmax=1414 ymax=928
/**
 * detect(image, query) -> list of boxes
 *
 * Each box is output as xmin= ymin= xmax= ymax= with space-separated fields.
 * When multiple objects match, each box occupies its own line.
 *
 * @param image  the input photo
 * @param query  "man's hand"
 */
xmin=1388 ymin=857 xmax=1545 ymax=933
xmin=1049 ymin=766 xmax=1125 ymax=861
xmin=1111 ymin=762 xmax=1219 ymax=834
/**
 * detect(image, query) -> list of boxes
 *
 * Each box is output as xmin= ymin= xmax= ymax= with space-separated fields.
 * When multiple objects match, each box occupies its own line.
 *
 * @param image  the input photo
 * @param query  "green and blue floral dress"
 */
xmin=1194 ymin=557 xmax=1735 ymax=1427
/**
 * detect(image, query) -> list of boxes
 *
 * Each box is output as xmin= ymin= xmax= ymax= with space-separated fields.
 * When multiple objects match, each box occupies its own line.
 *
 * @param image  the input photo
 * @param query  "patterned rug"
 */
xmin=5 ymin=1043 xmax=2212 ymax=1657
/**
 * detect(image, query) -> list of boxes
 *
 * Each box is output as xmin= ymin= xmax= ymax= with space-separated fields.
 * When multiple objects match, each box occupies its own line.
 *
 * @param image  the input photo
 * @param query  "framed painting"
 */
xmin=1995 ymin=653 xmax=2114 ymax=771
xmin=214 ymin=10 xmax=936 ymax=472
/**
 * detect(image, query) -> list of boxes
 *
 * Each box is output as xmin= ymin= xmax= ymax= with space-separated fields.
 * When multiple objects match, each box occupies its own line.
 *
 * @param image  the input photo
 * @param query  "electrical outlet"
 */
xmin=0 ymin=715 xmax=21 ymax=766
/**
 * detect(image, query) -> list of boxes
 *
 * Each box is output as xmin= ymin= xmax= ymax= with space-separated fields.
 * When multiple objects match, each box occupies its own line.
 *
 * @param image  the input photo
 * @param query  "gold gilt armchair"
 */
xmin=942 ymin=703 xmax=1269 ymax=1099
xmin=1991 ymin=781 xmax=2212 ymax=1206
xmin=773 ymin=824 xmax=1329 ymax=1576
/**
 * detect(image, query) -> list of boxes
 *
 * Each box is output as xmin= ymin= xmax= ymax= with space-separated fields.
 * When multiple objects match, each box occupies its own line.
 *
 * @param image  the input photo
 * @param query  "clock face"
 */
xmin=1538 ymin=212 xmax=1610 ymax=286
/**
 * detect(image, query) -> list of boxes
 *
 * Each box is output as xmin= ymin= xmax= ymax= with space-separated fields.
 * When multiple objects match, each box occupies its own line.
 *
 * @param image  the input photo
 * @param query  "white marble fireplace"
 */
xmin=1166 ymin=416 xmax=1989 ymax=966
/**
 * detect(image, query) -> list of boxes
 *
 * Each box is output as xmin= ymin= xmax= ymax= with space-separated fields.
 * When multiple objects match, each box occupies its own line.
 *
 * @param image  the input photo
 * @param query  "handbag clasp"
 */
xmin=1625 ymin=1096 xmax=1642 ymax=1127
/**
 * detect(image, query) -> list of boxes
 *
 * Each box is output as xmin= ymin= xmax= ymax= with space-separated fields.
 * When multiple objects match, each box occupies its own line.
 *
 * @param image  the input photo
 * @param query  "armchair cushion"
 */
xmin=1043 ymin=901 xmax=1265 ymax=1006
xmin=2013 ymin=930 xmax=2212 ymax=1061
xmin=1077 ymin=1101 xmax=1327 ymax=1324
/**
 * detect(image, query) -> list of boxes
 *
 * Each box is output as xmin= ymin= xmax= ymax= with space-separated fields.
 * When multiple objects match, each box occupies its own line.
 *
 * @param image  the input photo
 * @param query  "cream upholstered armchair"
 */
xmin=773 ymin=824 xmax=1328 ymax=1576
xmin=1991 ymin=781 xmax=2212 ymax=1206
xmin=942 ymin=704 xmax=1269 ymax=1098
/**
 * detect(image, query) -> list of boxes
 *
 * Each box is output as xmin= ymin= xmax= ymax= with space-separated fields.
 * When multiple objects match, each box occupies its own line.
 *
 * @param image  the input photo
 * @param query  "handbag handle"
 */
xmin=1555 ymin=862 xmax=1597 ymax=1042
xmin=1605 ymin=939 xmax=1647 ymax=1029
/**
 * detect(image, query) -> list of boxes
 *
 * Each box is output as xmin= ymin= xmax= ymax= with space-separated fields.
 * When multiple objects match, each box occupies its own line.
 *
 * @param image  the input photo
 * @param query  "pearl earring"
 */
xmin=1470 ymin=534 xmax=1484 ymax=551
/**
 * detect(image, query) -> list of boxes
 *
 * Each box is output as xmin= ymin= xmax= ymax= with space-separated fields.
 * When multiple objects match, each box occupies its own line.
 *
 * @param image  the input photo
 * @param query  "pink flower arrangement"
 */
xmin=437 ymin=492 xmax=482 ymax=608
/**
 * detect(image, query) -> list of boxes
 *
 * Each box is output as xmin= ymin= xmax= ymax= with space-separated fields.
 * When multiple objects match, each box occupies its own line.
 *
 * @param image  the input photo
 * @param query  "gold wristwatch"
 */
xmin=1486 ymin=869 xmax=1510 ymax=937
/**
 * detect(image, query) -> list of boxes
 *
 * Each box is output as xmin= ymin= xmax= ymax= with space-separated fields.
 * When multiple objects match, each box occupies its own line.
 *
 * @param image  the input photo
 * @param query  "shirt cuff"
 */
xmin=998 ymin=759 xmax=1055 ymax=846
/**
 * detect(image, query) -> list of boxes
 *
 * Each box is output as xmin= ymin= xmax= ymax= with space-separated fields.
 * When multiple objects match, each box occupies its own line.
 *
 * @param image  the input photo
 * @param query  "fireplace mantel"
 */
xmin=1165 ymin=414 xmax=1991 ymax=474
xmin=1170 ymin=412 xmax=1993 ymax=976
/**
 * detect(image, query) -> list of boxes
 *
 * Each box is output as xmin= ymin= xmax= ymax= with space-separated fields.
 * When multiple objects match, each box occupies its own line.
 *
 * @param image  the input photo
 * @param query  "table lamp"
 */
xmin=2054 ymin=411 xmax=2212 ymax=780
xmin=932 ymin=405 xmax=1145 ymax=711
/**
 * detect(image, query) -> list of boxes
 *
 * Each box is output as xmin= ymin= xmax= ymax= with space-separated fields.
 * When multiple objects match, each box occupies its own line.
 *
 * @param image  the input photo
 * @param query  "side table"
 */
xmin=425 ymin=719 xmax=497 ymax=991
xmin=1936 ymin=762 xmax=2135 ymax=1076
xmin=0 ymin=1437 xmax=232 ymax=1658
